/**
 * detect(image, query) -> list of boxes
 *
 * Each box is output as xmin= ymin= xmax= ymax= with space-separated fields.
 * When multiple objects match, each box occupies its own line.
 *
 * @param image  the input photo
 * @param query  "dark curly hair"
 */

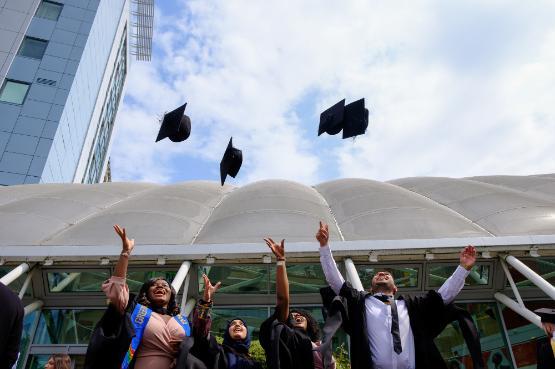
xmin=289 ymin=309 xmax=321 ymax=342
xmin=137 ymin=277 xmax=180 ymax=316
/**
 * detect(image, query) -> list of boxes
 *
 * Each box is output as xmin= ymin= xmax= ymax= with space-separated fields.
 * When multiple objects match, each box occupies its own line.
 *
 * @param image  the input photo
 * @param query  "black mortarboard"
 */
xmin=535 ymin=308 xmax=555 ymax=323
xmin=156 ymin=103 xmax=191 ymax=142
xmin=220 ymin=137 xmax=242 ymax=185
xmin=342 ymin=98 xmax=369 ymax=139
xmin=318 ymin=99 xmax=345 ymax=136
xmin=317 ymin=98 xmax=369 ymax=139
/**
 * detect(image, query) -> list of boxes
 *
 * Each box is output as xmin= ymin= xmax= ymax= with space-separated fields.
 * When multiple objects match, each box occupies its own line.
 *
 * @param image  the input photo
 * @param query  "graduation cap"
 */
xmin=535 ymin=308 xmax=555 ymax=323
xmin=155 ymin=103 xmax=191 ymax=142
xmin=318 ymin=98 xmax=369 ymax=139
xmin=220 ymin=137 xmax=242 ymax=185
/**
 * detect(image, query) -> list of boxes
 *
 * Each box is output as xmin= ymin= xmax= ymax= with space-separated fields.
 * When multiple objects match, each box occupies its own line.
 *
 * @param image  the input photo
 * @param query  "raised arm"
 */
xmin=317 ymin=221 xmax=345 ymax=295
xmin=113 ymin=224 xmax=134 ymax=278
xmin=265 ymin=238 xmax=289 ymax=322
xmin=194 ymin=274 xmax=221 ymax=339
xmin=437 ymin=245 xmax=476 ymax=304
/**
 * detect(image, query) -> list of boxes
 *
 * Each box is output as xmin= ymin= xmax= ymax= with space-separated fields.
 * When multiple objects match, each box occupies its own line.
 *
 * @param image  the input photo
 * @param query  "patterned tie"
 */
xmin=374 ymin=294 xmax=403 ymax=354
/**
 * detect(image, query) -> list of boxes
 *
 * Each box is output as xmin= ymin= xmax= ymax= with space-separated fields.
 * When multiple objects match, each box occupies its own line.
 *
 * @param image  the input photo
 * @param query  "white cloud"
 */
xmin=111 ymin=0 xmax=555 ymax=185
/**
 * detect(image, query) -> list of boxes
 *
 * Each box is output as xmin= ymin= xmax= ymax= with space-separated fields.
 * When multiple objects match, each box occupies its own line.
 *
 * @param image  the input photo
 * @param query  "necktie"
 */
xmin=374 ymin=294 xmax=403 ymax=354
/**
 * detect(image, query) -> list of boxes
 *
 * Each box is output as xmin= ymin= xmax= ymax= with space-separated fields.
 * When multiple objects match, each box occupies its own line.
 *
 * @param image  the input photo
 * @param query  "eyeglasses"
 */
xmin=291 ymin=313 xmax=307 ymax=321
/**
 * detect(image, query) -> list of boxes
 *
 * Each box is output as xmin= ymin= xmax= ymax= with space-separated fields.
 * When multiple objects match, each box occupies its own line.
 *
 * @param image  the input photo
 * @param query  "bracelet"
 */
xmin=120 ymin=251 xmax=130 ymax=258
xmin=276 ymin=260 xmax=286 ymax=266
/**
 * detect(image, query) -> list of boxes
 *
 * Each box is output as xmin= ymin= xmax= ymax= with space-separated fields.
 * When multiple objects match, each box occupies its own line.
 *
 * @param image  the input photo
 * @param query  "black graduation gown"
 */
xmin=0 ymin=283 xmax=24 ymax=369
xmin=259 ymin=308 xmax=314 ymax=369
xmin=189 ymin=332 xmax=262 ymax=369
xmin=319 ymin=283 xmax=484 ymax=369
xmin=84 ymin=296 xmax=206 ymax=369
xmin=537 ymin=337 xmax=555 ymax=369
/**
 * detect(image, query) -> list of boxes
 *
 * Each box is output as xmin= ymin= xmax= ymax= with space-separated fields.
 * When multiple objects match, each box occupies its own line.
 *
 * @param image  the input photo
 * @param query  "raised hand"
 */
xmin=264 ymin=238 xmax=285 ymax=261
xmin=113 ymin=224 xmax=134 ymax=254
xmin=202 ymin=274 xmax=221 ymax=302
xmin=316 ymin=221 xmax=329 ymax=247
xmin=460 ymin=245 xmax=477 ymax=270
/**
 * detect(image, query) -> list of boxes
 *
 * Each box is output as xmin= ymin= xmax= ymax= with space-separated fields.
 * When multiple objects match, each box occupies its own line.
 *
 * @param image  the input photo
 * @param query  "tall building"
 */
xmin=0 ymin=0 xmax=153 ymax=186
xmin=1 ymin=174 xmax=554 ymax=368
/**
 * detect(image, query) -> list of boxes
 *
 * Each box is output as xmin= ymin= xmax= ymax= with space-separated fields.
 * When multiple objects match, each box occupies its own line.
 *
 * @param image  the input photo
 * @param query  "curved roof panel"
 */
xmin=390 ymin=176 xmax=555 ymax=236
xmin=1 ymin=174 xmax=554 ymax=247
xmin=315 ymin=178 xmax=489 ymax=240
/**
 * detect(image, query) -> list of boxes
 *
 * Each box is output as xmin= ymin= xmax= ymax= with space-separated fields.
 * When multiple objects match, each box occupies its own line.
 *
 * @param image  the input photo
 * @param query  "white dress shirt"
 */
xmin=320 ymin=245 xmax=470 ymax=369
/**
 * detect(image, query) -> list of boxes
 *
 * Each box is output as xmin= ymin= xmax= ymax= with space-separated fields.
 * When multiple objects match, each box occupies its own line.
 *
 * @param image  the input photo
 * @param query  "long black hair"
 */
xmin=289 ymin=309 xmax=321 ymax=342
xmin=137 ymin=277 xmax=180 ymax=316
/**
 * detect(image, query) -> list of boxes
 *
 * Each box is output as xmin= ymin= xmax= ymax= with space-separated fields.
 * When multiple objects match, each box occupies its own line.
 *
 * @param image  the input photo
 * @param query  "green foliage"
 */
xmin=333 ymin=343 xmax=351 ymax=369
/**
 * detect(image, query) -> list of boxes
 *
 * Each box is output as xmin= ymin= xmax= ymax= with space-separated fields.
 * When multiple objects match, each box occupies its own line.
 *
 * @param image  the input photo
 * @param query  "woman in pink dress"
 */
xmin=84 ymin=225 xmax=200 ymax=369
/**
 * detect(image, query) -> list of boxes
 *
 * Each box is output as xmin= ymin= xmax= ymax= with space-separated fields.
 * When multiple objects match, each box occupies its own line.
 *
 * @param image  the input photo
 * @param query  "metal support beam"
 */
xmin=18 ymin=267 xmax=36 ymax=299
xmin=494 ymin=292 xmax=541 ymax=329
xmin=344 ymin=258 xmax=364 ymax=292
xmin=0 ymin=263 xmax=30 ymax=286
xmin=24 ymin=300 xmax=44 ymax=316
xmin=172 ymin=261 xmax=191 ymax=292
xmin=500 ymin=258 xmax=524 ymax=307
xmin=182 ymin=297 xmax=196 ymax=317
xmin=504 ymin=255 xmax=555 ymax=300
xmin=180 ymin=274 xmax=191 ymax=311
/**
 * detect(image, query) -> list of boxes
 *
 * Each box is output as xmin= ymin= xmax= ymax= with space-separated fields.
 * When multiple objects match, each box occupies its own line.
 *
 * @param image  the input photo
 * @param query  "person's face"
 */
xmin=228 ymin=319 xmax=247 ymax=340
xmin=371 ymin=271 xmax=397 ymax=295
xmin=44 ymin=357 xmax=55 ymax=369
xmin=147 ymin=279 xmax=172 ymax=307
xmin=291 ymin=312 xmax=308 ymax=331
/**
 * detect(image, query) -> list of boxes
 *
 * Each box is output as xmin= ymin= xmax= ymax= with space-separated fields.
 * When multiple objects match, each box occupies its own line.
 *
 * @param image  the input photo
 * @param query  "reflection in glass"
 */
xmin=501 ymin=300 xmax=555 ymax=368
xmin=0 ymin=80 xmax=30 ymax=104
xmin=435 ymin=302 xmax=512 ymax=368
xmin=126 ymin=270 xmax=177 ymax=294
xmin=357 ymin=265 xmax=419 ymax=289
xmin=35 ymin=1 xmax=63 ymax=21
xmin=33 ymin=309 xmax=103 ymax=344
xmin=508 ymin=258 xmax=555 ymax=288
xmin=429 ymin=264 xmax=489 ymax=288
xmin=211 ymin=307 xmax=269 ymax=340
xmin=270 ymin=264 xmax=328 ymax=294
xmin=199 ymin=265 xmax=270 ymax=294
xmin=47 ymin=270 xmax=110 ymax=293
xmin=18 ymin=37 xmax=48 ymax=59
xmin=16 ymin=311 xmax=39 ymax=369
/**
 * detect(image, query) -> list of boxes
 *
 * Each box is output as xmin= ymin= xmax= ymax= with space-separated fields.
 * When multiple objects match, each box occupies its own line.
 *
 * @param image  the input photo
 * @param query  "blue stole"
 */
xmin=121 ymin=304 xmax=191 ymax=369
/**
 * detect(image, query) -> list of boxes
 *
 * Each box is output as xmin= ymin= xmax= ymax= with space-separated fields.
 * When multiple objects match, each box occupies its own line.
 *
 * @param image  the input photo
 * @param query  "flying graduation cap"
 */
xmin=220 ymin=137 xmax=243 ymax=185
xmin=318 ymin=98 xmax=369 ymax=139
xmin=156 ymin=103 xmax=191 ymax=142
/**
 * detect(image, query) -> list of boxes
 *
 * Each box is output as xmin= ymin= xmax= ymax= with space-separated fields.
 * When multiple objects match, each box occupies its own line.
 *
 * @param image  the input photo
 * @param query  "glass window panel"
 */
xmin=269 ymin=264 xmax=328 ymax=294
xmin=0 ymin=80 xmax=30 ymax=105
xmin=428 ymin=264 xmax=490 ymax=288
xmin=126 ymin=270 xmax=177 ymax=294
xmin=508 ymin=258 xmax=555 ymax=288
xmin=435 ymin=302 xmax=513 ymax=368
xmin=0 ymin=267 xmax=32 ymax=296
xmin=16 ymin=311 xmax=39 ymax=369
xmin=47 ymin=270 xmax=110 ymax=293
xmin=25 ymin=355 xmax=84 ymax=369
xmin=357 ymin=265 xmax=419 ymax=289
xmin=33 ymin=309 xmax=103 ymax=344
xmin=35 ymin=1 xmax=63 ymax=21
xmin=18 ymin=37 xmax=48 ymax=59
xmin=199 ymin=265 xmax=270 ymax=294
xmin=501 ymin=300 xmax=555 ymax=368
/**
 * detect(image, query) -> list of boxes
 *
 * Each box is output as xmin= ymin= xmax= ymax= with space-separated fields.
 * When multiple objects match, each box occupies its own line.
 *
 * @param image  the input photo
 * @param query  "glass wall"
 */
xmin=429 ymin=263 xmax=491 ymax=288
xmin=500 ymin=300 xmax=555 ymax=369
xmin=33 ymin=309 xmax=103 ymax=345
xmin=435 ymin=302 xmax=513 ymax=368
xmin=357 ymin=264 xmax=420 ymax=289
xmin=0 ymin=266 xmax=31 ymax=296
xmin=508 ymin=258 xmax=555 ymax=288
xmin=47 ymin=270 xmax=110 ymax=293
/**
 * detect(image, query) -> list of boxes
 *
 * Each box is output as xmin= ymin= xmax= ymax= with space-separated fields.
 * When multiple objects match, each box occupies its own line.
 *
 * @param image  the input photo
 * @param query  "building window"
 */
xmin=0 ymin=80 xmax=31 ymax=105
xmin=35 ymin=1 xmax=63 ymax=21
xmin=18 ymin=37 xmax=48 ymax=59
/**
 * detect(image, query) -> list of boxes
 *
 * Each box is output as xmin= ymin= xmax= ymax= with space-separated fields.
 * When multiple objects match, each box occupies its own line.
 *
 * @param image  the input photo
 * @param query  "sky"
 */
xmin=110 ymin=0 xmax=555 ymax=186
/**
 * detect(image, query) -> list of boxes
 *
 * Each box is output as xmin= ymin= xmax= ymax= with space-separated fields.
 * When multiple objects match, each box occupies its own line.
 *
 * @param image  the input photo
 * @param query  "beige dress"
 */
xmin=102 ymin=276 xmax=187 ymax=369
